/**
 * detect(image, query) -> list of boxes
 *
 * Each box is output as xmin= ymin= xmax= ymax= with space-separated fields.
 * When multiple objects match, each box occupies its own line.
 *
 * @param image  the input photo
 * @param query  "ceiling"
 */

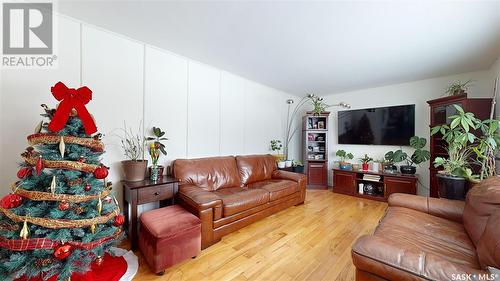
xmin=58 ymin=1 xmax=500 ymax=95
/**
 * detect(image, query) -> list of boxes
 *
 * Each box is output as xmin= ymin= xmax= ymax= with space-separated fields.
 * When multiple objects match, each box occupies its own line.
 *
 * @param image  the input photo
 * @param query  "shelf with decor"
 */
xmin=303 ymin=112 xmax=329 ymax=189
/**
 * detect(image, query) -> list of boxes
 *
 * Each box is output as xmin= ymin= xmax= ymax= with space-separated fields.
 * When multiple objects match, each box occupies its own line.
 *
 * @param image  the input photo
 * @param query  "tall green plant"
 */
xmin=431 ymin=105 xmax=500 ymax=181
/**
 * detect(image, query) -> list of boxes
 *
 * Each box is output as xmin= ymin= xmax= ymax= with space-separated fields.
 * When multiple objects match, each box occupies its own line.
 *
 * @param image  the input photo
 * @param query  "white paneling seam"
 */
xmin=186 ymin=62 xmax=190 ymax=157
xmin=142 ymin=44 xmax=146 ymax=148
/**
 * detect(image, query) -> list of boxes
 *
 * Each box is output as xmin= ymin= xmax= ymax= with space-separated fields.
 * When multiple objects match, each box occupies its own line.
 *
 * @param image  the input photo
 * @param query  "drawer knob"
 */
xmin=154 ymin=192 xmax=160 ymax=196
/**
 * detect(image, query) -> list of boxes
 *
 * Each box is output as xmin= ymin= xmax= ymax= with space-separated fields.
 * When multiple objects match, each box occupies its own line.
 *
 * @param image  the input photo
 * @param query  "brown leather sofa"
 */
xmin=352 ymin=177 xmax=500 ymax=281
xmin=173 ymin=154 xmax=306 ymax=249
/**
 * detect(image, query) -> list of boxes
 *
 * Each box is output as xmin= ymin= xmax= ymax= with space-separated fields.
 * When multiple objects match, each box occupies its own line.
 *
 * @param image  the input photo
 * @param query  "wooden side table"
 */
xmin=123 ymin=176 xmax=179 ymax=250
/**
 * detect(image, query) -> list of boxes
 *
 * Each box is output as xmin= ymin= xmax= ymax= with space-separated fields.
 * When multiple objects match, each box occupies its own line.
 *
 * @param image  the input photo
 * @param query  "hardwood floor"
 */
xmin=132 ymin=190 xmax=387 ymax=281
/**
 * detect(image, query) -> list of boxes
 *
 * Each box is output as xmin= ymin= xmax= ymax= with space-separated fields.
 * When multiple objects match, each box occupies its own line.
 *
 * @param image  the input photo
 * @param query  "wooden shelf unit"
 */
xmin=332 ymin=168 xmax=417 ymax=202
xmin=427 ymin=94 xmax=492 ymax=197
xmin=303 ymin=112 xmax=330 ymax=189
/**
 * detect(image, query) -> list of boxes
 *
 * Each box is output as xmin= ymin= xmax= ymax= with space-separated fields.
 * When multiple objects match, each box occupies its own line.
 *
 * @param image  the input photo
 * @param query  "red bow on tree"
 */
xmin=48 ymin=82 xmax=97 ymax=135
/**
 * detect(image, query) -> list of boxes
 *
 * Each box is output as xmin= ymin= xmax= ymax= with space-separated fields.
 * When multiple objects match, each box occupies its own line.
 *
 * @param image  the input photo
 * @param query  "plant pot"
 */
xmin=372 ymin=162 xmax=380 ymax=172
xmin=293 ymin=166 xmax=304 ymax=174
xmin=122 ymin=160 xmax=148 ymax=182
xmin=436 ymin=174 xmax=469 ymax=200
xmin=148 ymin=165 xmax=164 ymax=181
xmin=400 ymin=165 xmax=416 ymax=175
xmin=383 ymin=164 xmax=397 ymax=174
xmin=285 ymin=160 xmax=293 ymax=167
xmin=272 ymin=154 xmax=284 ymax=162
xmin=339 ymin=162 xmax=352 ymax=170
xmin=277 ymin=161 xmax=286 ymax=169
xmin=361 ymin=163 xmax=369 ymax=171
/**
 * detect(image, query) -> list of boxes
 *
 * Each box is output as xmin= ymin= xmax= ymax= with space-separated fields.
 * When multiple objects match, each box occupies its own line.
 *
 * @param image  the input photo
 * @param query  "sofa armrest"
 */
xmin=178 ymin=185 xmax=222 ymax=211
xmin=272 ymin=170 xmax=306 ymax=182
xmin=388 ymin=193 xmax=465 ymax=223
xmin=272 ymin=170 xmax=307 ymax=203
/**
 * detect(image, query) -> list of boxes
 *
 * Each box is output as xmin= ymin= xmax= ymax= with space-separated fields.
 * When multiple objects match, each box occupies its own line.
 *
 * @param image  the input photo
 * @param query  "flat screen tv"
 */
xmin=338 ymin=104 xmax=415 ymax=145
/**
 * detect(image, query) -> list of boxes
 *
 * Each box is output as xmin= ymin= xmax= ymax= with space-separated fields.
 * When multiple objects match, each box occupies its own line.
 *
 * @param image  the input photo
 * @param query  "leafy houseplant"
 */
xmin=292 ymin=160 xmax=304 ymax=173
xmin=384 ymin=150 xmax=406 ymax=173
xmin=431 ymin=105 xmax=500 ymax=199
xmin=359 ymin=154 xmax=373 ymax=171
xmin=336 ymin=150 xmax=354 ymax=170
xmin=146 ymin=127 xmax=168 ymax=180
xmin=119 ymin=122 xmax=147 ymax=181
xmin=270 ymin=139 xmax=284 ymax=164
xmin=399 ymin=136 xmax=431 ymax=175
xmin=444 ymin=80 xmax=472 ymax=96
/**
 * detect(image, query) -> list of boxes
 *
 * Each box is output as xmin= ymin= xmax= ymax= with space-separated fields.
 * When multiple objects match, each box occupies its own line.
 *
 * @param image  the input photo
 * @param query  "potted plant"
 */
xmin=399 ymin=136 xmax=431 ymax=175
xmin=444 ymin=80 xmax=472 ymax=96
xmin=336 ymin=150 xmax=354 ymax=170
xmin=384 ymin=150 xmax=406 ymax=173
xmin=359 ymin=154 xmax=373 ymax=171
xmin=431 ymin=104 xmax=500 ymax=199
xmin=146 ymin=127 xmax=168 ymax=181
xmin=292 ymin=160 xmax=304 ymax=173
xmin=270 ymin=139 xmax=284 ymax=161
xmin=119 ymin=123 xmax=147 ymax=181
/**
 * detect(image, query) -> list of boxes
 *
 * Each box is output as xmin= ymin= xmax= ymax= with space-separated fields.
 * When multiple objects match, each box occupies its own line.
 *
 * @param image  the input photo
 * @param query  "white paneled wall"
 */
xmin=144 ymin=46 xmax=188 ymax=164
xmin=187 ymin=62 xmax=221 ymax=158
xmin=0 ymin=14 xmax=292 ymax=198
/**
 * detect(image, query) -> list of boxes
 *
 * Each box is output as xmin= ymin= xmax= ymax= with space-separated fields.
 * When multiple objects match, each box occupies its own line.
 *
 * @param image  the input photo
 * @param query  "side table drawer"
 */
xmin=137 ymin=184 xmax=174 ymax=204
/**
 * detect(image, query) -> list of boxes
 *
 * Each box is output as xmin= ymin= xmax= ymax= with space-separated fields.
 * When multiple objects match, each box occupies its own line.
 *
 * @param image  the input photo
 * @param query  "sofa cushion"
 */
xmin=463 ymin=177 xmax=500 ymax=246
xmin=352 ymin=206 xmax=481 ymax=280
xmin=236 ymin=155 xmax=277 ymax=186
xmin=213 ymin=187 xmax=270 ymax=217
xmin=477 ymin=210 xmax=500 ymax=269
xmin=173 ymin=156 xmax=240 ymax=191
xmin=248 ymin=179 xmax=298 ymax=201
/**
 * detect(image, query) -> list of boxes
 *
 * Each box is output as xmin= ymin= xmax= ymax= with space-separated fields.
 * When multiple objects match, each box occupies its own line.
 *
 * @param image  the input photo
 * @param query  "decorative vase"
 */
xmin=383 ymin=164 xmax=397 ymax=174
xmin=285 ymin=160 xmax=293 ymax=167
xmin=122 ymin=160 xmax=148 ymax=182
xmin=150 ymin=165 xmax=159 ymax=182
xmin=372 ymin=162 xmax=380 ymax=172
xmin=148 ymin=165 xmax=164 ymax=180
xmin=293 ymin=165 xmax=304 ymax=174
xmin=277 ymin=161 xmax=286 ymax=169
xmin=361 ymin=163 xmax=369 ymax=171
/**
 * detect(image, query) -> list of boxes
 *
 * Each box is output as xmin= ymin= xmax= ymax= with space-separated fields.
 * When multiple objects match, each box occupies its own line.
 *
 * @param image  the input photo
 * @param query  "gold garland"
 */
xmin=11 ymin=183 xmax=112 ymax=202
xmin=22 ymin=153 xmax=97 ymax=173
xmin=0 ymin=207 xmax=119 ymax=229
xmin=27 ymin=133 xmax=104 ymax=152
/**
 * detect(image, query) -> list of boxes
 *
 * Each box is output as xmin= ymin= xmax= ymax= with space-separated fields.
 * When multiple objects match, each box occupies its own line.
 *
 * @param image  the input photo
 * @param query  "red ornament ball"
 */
xmin=84 ymin=184 xmax=92 ymax=191
xmin=113 ymin=214 xmax=125 ymax=227
xmin=58 ymin=201 xmax=70 ymax=211
xmin=93 ymin=165 xmax=108 ymax=179
xmin=17 ymin=167 xmax=33 ymax=179
xmin=54 ymin=244 xmax=72 ymax=260
xmin=0 ymin=194 xmax=23 ymax=209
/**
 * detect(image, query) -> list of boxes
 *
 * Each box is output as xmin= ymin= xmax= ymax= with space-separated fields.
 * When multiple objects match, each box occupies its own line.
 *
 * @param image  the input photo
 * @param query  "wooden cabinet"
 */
xmin=332 ymin=169 xmax=417 ymax=202
xmin=427 ymin=94 xmax=492 ymax=197
xmin=308 ymin=162 xmax=327 ymax=187
xmin=303 ymin=112 xmax=330 ymax=189
xmin=333 ymin=170 xmax=356 ymax=194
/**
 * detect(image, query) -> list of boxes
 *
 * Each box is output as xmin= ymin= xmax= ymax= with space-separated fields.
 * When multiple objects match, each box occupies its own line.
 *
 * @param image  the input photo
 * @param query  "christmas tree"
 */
xmin=0 ymin=82 xmax=124 ymax=280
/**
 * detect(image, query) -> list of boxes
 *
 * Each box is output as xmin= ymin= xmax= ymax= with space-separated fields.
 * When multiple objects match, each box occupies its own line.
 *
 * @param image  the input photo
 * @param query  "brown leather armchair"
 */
xmin=173 ymin=155 xmax=306 ymax=249
xmin=352 ymin=177 xmax=500 ymax=280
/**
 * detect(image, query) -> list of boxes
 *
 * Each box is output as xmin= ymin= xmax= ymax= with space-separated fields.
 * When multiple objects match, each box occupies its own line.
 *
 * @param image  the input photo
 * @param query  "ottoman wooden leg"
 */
xmin=157 ymin=270 xmax=165 ymax=276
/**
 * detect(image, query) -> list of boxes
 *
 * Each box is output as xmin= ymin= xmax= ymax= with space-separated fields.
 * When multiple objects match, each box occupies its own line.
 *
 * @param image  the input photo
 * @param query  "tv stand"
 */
xmin=332 ymin=168 xmax=417 ymax=202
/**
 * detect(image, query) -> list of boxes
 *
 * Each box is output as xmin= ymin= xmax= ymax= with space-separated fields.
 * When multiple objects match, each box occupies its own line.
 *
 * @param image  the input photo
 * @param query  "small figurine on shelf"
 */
xmin=146 ymin=127 xmax=168 ymax=181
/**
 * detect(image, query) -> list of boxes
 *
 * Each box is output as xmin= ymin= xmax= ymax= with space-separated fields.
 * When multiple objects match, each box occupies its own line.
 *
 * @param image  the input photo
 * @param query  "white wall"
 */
xmin=0 ymin=14 xmax=291 ymax=202
xmin=321 ymin=70 xmax=494 ymax=195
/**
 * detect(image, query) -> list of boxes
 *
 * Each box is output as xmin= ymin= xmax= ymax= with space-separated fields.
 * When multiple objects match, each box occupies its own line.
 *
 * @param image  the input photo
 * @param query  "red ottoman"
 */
xmin=139 ymin=205 xmax=201 ymax=275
